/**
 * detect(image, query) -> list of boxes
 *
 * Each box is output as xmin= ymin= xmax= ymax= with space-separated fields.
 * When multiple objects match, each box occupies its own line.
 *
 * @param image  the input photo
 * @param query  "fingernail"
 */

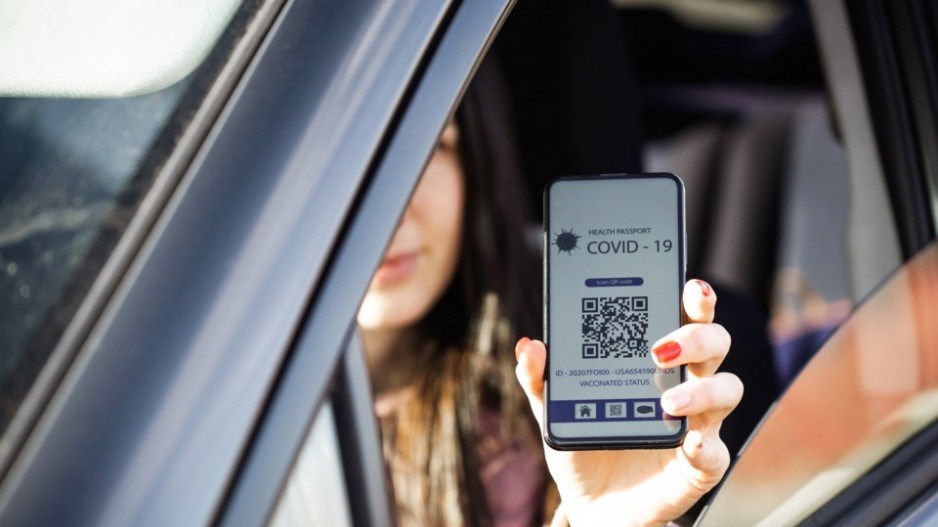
xmin=652 ymin=341 xmax=681 ymax=363
xmin=515 ymin=337 xmax=530 ymax=360
xmin=696 ymin=279 xmax=711 ymax=297
xmin=662 ymin=389 xmax=692 ymax=412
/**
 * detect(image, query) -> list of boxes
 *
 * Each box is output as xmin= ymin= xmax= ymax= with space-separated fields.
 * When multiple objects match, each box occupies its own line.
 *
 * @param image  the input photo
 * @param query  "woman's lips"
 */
xmin=373 ymin=251 xmax=419 ymax=285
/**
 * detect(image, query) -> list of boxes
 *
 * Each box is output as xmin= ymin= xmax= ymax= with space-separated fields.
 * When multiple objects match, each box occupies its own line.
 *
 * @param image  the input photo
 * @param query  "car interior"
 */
xmin=1 ymin=0 xmax=936 ymax=525
xmin=488 ymin=0 xmax=867 ymax=463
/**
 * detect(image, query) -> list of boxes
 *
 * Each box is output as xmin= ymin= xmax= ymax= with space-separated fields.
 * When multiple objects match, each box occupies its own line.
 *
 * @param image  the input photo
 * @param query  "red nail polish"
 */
xmin=696 ymin=279 xmax=711 ymax=297
xmin=653 ymin=341 xmax=681 ymax=363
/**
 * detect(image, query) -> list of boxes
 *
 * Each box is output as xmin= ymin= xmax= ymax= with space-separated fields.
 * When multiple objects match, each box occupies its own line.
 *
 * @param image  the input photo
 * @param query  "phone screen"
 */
xmin=544 ymin=174 xmax=686 ymax=448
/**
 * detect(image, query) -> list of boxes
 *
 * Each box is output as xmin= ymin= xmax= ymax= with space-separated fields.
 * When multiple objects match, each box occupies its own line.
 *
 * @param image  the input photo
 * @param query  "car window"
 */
xmin=0 ymin=0 xmax=242 ymax=96
xmin=270 ymin=401 xmax=354 ymax=527
xmin=0 ymin=0 xmax=259 ymax=436
xmin=0 ymin=0 xmax=461 ymax=521
xmin=698 ymin=241 xmax=938 ymax=526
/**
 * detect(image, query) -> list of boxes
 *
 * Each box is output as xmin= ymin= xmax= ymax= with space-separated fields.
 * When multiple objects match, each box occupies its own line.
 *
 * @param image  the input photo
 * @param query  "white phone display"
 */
xmin=544 ymin=173 xmax=687 ymax=449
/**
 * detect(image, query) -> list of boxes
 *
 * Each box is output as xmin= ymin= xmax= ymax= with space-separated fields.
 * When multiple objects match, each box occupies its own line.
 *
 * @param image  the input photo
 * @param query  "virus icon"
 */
xmin=553 ymin=228 xmax=580 ymax=254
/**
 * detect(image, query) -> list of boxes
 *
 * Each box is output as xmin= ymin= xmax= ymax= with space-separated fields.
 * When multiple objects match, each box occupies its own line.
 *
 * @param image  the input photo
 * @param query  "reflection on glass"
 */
xmin=0 ymin=80 xmax=195 ymax=435
xmin=271 ymin=402 xmax=353 ymax=527
xmin=701 ymin=242 xmax=938 ymax=526
xmin=0 ymin=0 xmax=252 ymax=437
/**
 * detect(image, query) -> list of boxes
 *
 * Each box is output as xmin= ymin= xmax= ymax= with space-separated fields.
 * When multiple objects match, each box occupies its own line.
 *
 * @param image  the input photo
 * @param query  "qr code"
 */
xmin=581 ymin=296 xmax=649 ymax=358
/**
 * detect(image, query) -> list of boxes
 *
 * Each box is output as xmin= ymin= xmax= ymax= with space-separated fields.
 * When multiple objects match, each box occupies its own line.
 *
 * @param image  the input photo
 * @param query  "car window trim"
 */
xmin=331 ymin=334 xmax=393 ymax=527
xmin=798 ymin=420 xmax=938 ymax=526
xmin=0 ymin=0 xmax=460 ymax=525
xmin=890 ymin=481 xmax=938 ymax=526
xmin=215 ymin=0 xmax=517 ymax=524
xmin=0 ymin=0 xmax=290 ymax=481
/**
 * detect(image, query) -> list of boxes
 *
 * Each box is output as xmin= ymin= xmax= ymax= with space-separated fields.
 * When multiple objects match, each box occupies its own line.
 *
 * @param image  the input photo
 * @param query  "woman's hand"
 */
xmin=515 ymin=279 xmax=742 ymax=526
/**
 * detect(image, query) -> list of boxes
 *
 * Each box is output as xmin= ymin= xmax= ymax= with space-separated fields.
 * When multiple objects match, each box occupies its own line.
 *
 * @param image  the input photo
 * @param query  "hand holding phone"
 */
xmin=543 ymin=173 xmax=686 ymax=449
xmin=514 ymin=279 xmax=739 ymax=525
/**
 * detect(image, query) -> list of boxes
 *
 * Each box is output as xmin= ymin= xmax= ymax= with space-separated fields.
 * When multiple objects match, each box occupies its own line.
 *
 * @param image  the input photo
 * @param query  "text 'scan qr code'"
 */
xmin=581 ymin=296 xmax=649 ymax=358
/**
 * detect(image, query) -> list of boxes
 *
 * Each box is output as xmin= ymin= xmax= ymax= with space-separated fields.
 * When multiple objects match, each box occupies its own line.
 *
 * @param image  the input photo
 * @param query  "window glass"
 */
xmin=699 ymin=242 xmax=938 ymax=526
xmin=270 ymin=401 xmax=354 ymax=527
xmin=0 ymin=83 xmax=186 ymax=353
xmin=0 ymin=0 xmax=253 ymax=435
xmin=0 ymin=0 xmax=242 ymax=97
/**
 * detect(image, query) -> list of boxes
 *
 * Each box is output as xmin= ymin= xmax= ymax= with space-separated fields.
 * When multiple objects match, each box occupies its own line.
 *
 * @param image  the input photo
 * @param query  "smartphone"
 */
xmin=543 ymin=173 xmax=687 ymax=450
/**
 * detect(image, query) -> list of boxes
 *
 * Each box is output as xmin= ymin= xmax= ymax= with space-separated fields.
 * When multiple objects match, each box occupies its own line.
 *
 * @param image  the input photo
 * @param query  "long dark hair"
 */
xmin=379 ymin=59 xmax=546 ymax=526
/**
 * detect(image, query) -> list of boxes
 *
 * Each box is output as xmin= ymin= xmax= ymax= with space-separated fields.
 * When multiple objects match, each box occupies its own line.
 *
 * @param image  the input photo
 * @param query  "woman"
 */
xmin=356 ymin=62 xmax=741 ymax=526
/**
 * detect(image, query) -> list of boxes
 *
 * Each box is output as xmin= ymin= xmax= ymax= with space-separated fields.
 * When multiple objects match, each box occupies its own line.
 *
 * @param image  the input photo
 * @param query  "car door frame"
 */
xmin=216 ymin=1 xmax=518 ymax=524
xmin=695 ymin=0 xmax=938 ymax=524
xmin=0 ymin=0 xmax=515 ymax=525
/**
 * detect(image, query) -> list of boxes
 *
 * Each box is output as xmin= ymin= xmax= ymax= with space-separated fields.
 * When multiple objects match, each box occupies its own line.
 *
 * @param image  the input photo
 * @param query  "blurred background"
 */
xmin=493 ymin=0 xmax=851 ymax=385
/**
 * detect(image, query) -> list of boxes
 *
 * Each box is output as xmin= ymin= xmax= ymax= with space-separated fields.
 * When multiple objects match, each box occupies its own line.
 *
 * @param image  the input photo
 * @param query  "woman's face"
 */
xmin=357 ymin=122 xmax=465 ymax=330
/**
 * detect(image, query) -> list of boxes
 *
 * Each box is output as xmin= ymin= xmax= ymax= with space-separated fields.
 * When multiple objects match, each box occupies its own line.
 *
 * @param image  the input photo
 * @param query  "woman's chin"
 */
xmin=357 ymin=292 xmax=425 ymax=331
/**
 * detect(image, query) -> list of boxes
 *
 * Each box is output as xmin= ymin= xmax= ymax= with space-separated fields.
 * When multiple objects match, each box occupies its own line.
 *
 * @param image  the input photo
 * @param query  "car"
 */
xmin=0 ymin=0 xmax=501 ymax=524
xmin=0 ymin=0 xmax=935 ymax=525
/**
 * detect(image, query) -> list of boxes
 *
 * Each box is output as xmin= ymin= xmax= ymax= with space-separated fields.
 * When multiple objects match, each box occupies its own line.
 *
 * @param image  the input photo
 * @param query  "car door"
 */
xmin=0 ymin=0 xmax=514 ymax=525
xmin=696 ymin=0 xmax=938 ymax=525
